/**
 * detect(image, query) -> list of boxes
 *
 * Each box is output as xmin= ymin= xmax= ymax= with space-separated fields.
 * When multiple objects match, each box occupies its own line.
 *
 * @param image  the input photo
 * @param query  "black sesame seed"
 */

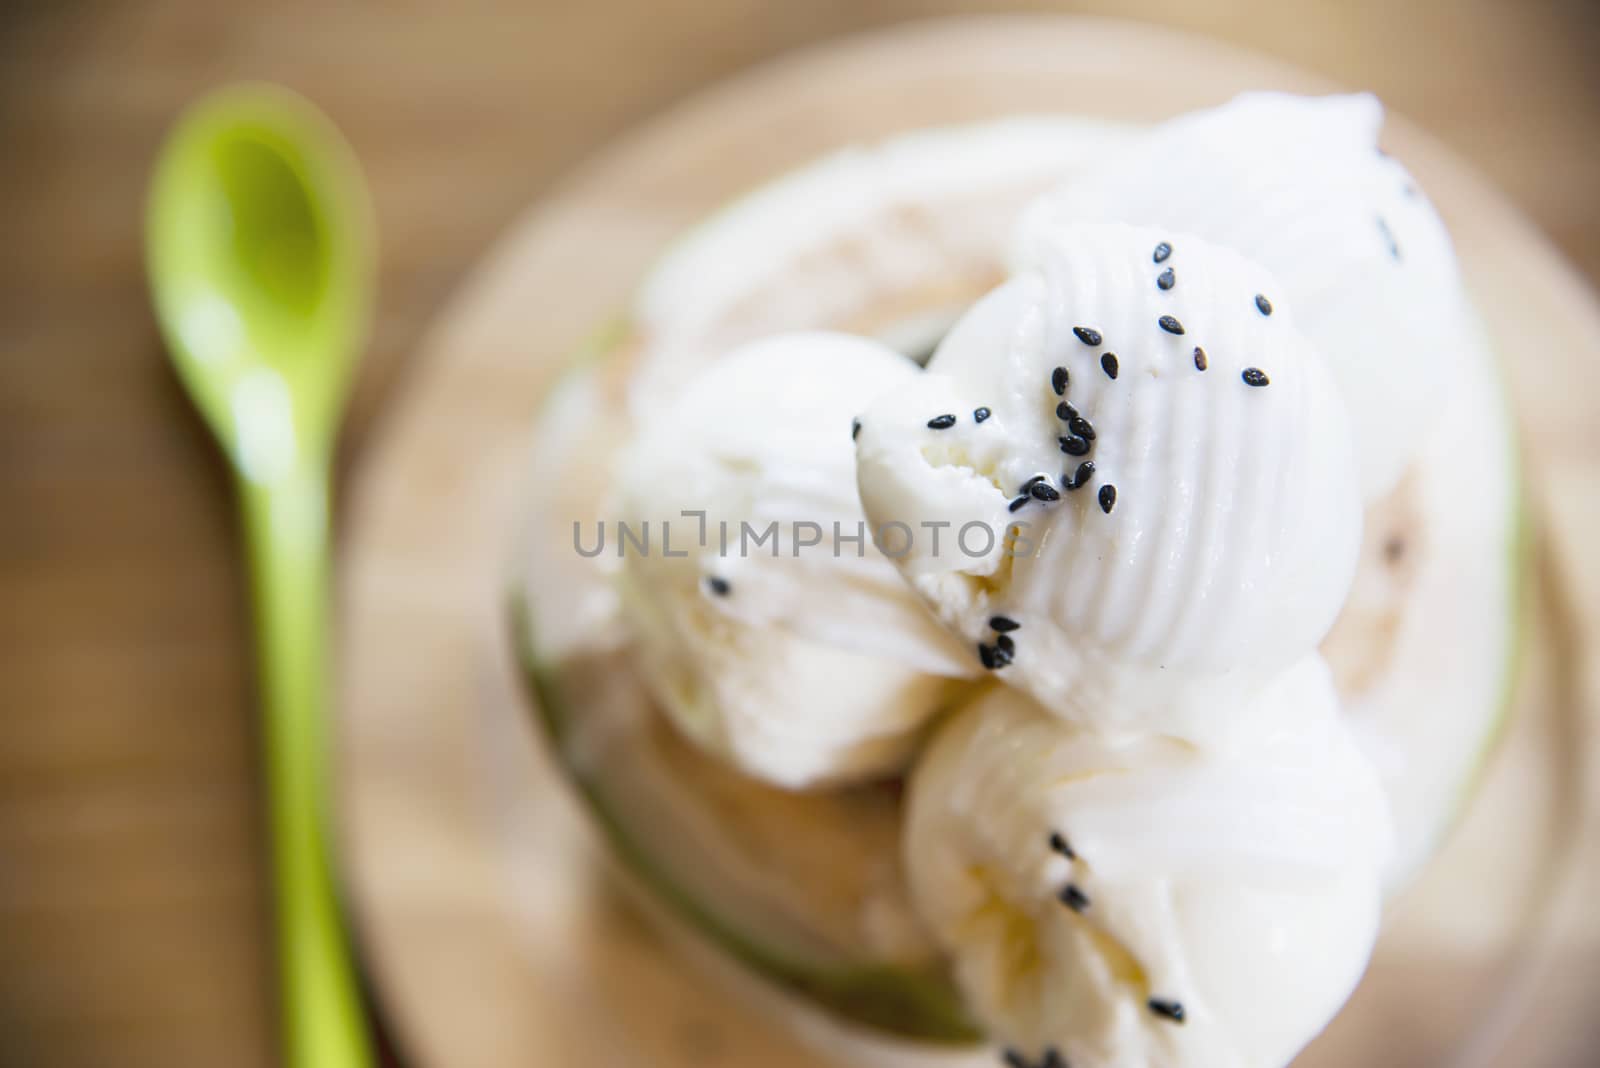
xmin=990 ymin=615 xmax=1020 ymax=633
xmin=1002 ymin=1047 xmax=1064 ymax=1068
xmin=1148 ymin=998 xmax=1186 ymax=1024
xmin=1056 ymin=401 xmax=1078 ymax=422
xmin=1242 ymin=367 xmax=1271 ymax=387
xmin=1059 ymin=434 xmax=1090 ymax=456
xmin=973 ymin=406 xmax=992 ymax=424
xmin=1158 ymin=315 xmax=1185 ymax=335
xmin=1031 ymin=481 xmax=1061 ymax=502
xmin=1255 ymin=294 xmax=1273 ymax=317
xmin=927 ymin=413 xmax=957 ymax=430
xmin=1100 ymin=352 xmax=1119 ymax=380
xmin=1153 ymin=241 xmax=1172 ymax=263
xmin=1051 ymin=366 xmax=1070 ymax=396
xmin=1157 ymin=267 xmax=1175 ymax=291
xmin=991 ymin=642 xmax=1014 ymax=667
xmin=1193 ymin=346 xmax=1208 ymax=371
xmin=705 ymin=576 xmax=731 ymax=597
xmin=995 ymin=633 xmax=1015 ymax=655
xmin=1064 ymin=461 xmax=1095 ymax=491
xmin=1021 ymin=474 xmax=1047 ymax=492
xmin=1058 ymin=884 xmax=1090 ymax=912
xmin=851 ymin=418 xmax=861 ymax=441
xmin=1068 ymin=416 xmax=1096 ymax=441
xmin=1098 ymin=484 xmax=1117 ymax=514
xmin=1376 ymin=216 xmax=1401 ymax=260
xmin=1072 ymin=326 xmax=1103 ymax=346
xmin=1048 ymin=831 xmax=1076 ymax=859
xmin=1008 ymin=495 xmax=1030 ymax=514
xmin=978 ymin=643 xmax=999 ymax=670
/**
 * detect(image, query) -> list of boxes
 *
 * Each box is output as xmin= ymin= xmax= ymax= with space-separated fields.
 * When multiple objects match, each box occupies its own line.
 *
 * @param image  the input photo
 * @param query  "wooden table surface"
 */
xmin=2 ymin=2 xmax=1597 ymax=1066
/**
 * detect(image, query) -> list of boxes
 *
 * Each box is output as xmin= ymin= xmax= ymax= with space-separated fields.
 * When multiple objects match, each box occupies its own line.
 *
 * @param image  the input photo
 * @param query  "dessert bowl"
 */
xmin=508 ymin=101 xmax=1520 ymax=1064
xmin=337 ymin=18 xmax=1598 ymax=1068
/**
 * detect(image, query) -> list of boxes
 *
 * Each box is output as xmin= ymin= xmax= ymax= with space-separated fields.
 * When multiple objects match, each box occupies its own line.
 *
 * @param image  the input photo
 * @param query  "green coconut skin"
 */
xmin=507 ymin=594 xmax=982 ymax=1043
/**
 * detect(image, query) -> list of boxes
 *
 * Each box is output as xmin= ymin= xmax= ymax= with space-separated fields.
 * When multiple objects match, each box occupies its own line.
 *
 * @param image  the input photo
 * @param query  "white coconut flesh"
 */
xmin=1323 ymin=305 xmax=1522 ymax=891
xmin=509 ymin=115 xmax=1523 ymax=1040
xmin=630 ymin=117 xmax=1145 ymax=398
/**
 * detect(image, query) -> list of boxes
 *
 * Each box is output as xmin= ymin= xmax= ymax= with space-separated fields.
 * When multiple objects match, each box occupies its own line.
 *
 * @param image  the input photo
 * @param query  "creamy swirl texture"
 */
xmin=854 ymin=221 xmax=1361 ymax=741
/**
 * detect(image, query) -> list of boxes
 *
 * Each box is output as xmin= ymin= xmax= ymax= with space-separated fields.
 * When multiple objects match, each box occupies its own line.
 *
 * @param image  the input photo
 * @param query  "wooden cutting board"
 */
xmin=336 ymin=16 xmax=1600 ymax=1068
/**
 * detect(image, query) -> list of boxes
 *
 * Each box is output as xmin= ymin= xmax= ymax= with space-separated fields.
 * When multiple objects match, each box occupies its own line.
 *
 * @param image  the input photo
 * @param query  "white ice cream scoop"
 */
xmin=1015 ymin=92 xmax=1470 ymax=500
xmin=854 ymin=221 xmax=1361 ymax=743
xmin=613 ymin=331 xmax=975 ymax=789
xmin=903 ymin=660 xmax=1392 ymax=1068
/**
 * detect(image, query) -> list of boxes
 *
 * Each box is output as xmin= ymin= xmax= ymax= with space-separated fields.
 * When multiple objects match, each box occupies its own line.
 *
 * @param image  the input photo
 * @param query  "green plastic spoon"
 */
xmin=146 ymin=84 xmax=375 ymax=1068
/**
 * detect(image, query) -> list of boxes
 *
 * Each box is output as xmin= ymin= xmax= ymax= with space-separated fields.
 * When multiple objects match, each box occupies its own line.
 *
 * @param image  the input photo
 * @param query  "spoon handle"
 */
xmin=240 ymin=460 xmax=373 ymax=1068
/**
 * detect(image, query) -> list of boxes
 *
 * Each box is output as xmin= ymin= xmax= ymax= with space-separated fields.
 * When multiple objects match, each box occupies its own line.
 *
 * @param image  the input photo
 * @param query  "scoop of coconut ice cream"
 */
xmin=904 ymin=659 xmax=1392 ymax=1068
xmin=613 ymin=331 xmax=976 ymax=789
xmin=1015 ymin=92 xmax=1469 ymax=500
xmin=853 ymin=221 xmax=1361 ymax=742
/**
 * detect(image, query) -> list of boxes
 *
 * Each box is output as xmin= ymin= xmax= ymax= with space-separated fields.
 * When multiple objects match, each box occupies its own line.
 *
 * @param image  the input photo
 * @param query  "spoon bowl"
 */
xmin=148 ymin=84 xmax=371 ymax=462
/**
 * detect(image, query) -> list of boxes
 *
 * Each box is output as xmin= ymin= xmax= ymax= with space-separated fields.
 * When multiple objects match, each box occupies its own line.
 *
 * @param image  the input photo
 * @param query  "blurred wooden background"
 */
xmin=1 ymin=2 xmax=1597 ymax=1066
